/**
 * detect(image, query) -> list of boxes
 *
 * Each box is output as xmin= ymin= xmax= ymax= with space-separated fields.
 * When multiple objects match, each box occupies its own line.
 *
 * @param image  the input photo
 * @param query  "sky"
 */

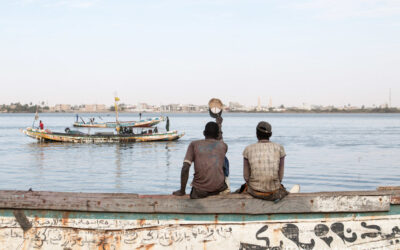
xmin=0 ymin=0 xmax=399 ymax=107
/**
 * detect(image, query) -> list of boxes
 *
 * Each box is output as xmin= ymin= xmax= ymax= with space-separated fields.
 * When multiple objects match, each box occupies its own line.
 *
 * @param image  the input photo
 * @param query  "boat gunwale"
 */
xmin=0 ymin=189 xmax=398 ymax=215
xmin=73 ymin=116 xmax=164 ymax=128
xmin=22 ymin=128 xmax=184 ymax=142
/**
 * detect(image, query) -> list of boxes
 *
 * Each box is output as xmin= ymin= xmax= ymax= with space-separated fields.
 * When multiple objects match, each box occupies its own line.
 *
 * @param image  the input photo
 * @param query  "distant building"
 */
xmin=54 ymin=104 xmax=71 ymax=112
xmin=182 ymin=104 xmax=200 ymax=112
xmin=268 ymin=97 xmax=273 ymax=109
xmin=160 ymin=104 xmax=180 ymax=112
xmin=79 ymin=104 xmax=107 ymax=112
xmin=229 ymin=102 xmax=243 ymax=111
xmin=302 ymin=103 xmax=312 ymax=111
xmin=257 ymin=97 xmax=261 ymax=111
xmin=124 ymin=105 xmax=137 ymax=112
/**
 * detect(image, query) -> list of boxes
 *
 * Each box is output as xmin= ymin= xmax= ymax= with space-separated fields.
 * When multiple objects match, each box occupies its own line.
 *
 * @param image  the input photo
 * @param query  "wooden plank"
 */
xmin=0 ymin=190 xmax=391 ymax=214
xmin=377 ymin=186 xmax=400 ymax=191
xmin=203 ymin=190 xmax=400 ymax=198
xmin=391 ymin=196 xmax=400 ymax=204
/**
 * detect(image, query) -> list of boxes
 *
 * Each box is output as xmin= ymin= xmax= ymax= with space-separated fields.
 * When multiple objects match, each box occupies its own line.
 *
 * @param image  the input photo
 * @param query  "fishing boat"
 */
xmin=21 ymin=97 xmax=184 ymax=143
xmin=73 ymin=116 xmax=164 ymax=128
xmin=0 ymin=187 xmax=399 ymax=249
xmin=21 ymin=127 xmax=184 ymax=143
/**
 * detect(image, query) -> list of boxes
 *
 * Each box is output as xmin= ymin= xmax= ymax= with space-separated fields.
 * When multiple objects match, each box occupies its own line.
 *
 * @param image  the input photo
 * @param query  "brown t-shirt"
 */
xmin=184 ymin=139 xmax=227 ymax=192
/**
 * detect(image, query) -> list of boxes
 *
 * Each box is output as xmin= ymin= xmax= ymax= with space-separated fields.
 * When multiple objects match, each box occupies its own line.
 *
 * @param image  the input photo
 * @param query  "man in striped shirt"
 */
xmin=242 ymin=121 xmax=288 ymax=201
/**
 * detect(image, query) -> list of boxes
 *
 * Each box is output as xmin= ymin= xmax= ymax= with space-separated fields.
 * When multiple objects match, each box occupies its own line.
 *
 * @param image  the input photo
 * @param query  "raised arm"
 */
xmin=216 ymin=116 xmax=223 ymax=140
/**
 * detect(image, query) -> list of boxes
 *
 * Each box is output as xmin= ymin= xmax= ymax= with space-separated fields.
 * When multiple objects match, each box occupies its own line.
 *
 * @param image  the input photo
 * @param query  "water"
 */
xmin=0 ymin=113 xmax=399 ymax=194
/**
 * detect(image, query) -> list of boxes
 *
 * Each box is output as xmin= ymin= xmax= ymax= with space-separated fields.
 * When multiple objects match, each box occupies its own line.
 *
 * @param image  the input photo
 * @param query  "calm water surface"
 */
xmin=0 ymin=113 xmax=399 ymax=194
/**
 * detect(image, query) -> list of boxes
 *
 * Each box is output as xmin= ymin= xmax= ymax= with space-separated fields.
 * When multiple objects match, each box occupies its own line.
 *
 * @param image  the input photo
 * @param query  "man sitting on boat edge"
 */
xmin=238 ymin=121 xmax=290 ymax=201
xmin=173 ymin=122 xmax=228 ymax=199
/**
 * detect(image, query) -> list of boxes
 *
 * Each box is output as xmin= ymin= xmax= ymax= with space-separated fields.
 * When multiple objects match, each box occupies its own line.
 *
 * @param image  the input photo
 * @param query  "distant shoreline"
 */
xmin=2 ymin=110 xmax=400 ymax=114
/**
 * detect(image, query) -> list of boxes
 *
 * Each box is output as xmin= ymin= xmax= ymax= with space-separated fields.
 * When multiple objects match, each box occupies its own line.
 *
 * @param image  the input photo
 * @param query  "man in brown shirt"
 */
xmin=173 ymin=122 xmax=228 ymax=199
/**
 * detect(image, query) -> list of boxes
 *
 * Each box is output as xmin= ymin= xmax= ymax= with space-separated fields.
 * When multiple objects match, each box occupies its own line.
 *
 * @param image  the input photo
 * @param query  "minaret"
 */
xmin=257 ymin=97 xmax=261 ymax=111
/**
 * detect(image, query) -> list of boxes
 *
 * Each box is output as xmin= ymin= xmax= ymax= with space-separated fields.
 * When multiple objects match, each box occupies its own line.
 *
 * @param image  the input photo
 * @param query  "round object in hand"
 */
xmin=208 ymin=98 xmax=223 ymax=118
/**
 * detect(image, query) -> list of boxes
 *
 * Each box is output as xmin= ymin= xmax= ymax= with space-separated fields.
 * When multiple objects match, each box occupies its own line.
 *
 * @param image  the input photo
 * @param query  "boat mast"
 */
xmin=114 ymin=96 xmax=120 ymax=133
xmin=32 ymin=104 xmax=39 ymax=128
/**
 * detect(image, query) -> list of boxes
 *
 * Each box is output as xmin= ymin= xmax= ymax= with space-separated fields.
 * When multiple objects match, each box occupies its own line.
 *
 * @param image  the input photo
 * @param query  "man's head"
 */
xmin=203 ymin=121 xmax=219 ymax=139
xmin=256 ymin=121 xmax=272 ymax=140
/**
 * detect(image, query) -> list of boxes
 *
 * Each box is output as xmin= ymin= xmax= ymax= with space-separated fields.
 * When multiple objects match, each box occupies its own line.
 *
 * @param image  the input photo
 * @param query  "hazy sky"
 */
xmin=1 ymin=0 xmax=399 ymax=107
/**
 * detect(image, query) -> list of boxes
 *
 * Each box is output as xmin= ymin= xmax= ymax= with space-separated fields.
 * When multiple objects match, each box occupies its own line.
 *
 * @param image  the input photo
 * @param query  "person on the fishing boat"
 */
xmin=173 ymin=122 xmax=228 ymax=199
xmin=239 ymin=121 xmax=288 ymax=201
xmin=39 ymin=120 xmax=44 ymax=130
xmin=166 ymin=116 xmax=170 ymax=131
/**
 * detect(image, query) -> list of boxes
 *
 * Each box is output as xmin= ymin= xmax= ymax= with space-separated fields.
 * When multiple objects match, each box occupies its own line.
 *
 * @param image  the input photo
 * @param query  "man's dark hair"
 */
xmin=256 ymin=129 xmax=272 ymax=140
xmin=204 ymin=122 xmax=219 ymax=139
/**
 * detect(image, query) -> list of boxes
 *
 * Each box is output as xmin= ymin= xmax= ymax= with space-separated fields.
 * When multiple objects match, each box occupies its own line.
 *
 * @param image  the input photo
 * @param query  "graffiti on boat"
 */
xmin=1 ymin=212 xmax=400 ymax=249
xmin=240 ymin=222 xmax=400 ymax=250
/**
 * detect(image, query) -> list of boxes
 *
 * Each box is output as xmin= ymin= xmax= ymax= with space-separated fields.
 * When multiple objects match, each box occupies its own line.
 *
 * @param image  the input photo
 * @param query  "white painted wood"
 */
xmin=0 ymin=210 xmax=399 ymax=249
xmin=0 ymin=190 xmax=396 ymax=214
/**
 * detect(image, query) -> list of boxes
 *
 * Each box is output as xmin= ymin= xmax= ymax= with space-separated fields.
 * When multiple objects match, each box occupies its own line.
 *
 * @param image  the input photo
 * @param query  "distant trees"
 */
xmin=109 ymin=103 xmax=126 ymax=112
xmin=0 ymin=102 xmax=47 ymax=113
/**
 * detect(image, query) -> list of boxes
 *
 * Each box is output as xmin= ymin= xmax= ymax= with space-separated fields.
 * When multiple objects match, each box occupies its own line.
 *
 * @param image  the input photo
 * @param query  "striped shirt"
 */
xmin=243 ymin=141 xmax=286 ymax=192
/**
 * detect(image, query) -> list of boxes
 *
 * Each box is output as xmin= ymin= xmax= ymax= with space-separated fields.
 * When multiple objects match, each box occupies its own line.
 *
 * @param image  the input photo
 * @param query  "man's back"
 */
xmin=243 ymin=141 xmax=285 ymax=192
xmin=184 ymin=139 xmax=227 ymax=192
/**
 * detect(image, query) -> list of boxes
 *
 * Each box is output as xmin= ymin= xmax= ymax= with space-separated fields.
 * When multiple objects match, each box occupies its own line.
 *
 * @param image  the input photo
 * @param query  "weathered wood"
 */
xmin=200 ymin=190 xmax=400 ymax=198
xmin=391 ymin=196 xmax=400 ymax=204
xmin=12 ymin=210 xmax=32 ymax=232
xmin=377 ymin=186 xmax=400 ymax=191
xmin=1 ymin=207 xmax=400 ymax=250
xmin=0 ymin=190 xmax=394 ymax=214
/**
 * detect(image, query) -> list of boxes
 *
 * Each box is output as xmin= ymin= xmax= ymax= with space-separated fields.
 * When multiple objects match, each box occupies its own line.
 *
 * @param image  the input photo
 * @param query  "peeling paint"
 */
xmin=1 ymin=206 xmax=400 ymax=249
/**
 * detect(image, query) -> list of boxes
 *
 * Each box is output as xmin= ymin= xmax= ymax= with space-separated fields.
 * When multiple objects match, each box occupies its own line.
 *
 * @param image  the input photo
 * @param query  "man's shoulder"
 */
xmin=245 ymin=142 xmax=259 ymax=150
xmin=191 ymin=139 xmax=227 ymax=149
xmin=245 ymin=141 xmax=284 ymax=150
xmin=190 ymin=139 xmax=206 ymax=145
xmin=270 ymin=141 xmax=284 ymax=148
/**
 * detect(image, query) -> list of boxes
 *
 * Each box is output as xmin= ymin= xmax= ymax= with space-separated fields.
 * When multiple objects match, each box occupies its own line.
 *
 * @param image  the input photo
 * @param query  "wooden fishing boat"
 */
xmin=73 ymin=116 xmax=164 ymax=128
xmin=21 ymin=127 xmax=184 ymax=143
xmin=0 ymin=187 xmax=399 ymax=249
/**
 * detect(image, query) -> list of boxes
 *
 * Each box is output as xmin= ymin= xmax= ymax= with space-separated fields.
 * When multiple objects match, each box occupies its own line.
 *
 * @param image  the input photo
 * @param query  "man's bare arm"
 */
xmin=216 ymin=116 xmax=223 ymax=140
xmin=278 ymin=156 xmax=285 ymax=182
xmin=172 ymin=162 xmax=191 ymax=196
xmin=243 ymin=158 xmax=250 ymax=183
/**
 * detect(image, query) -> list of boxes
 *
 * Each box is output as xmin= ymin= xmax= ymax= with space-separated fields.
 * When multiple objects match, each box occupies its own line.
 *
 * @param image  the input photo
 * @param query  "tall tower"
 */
xmin=257 ymin=97 xmax=261 ymax=111
xmin=389 ymin=88 xmax=392 ymax=108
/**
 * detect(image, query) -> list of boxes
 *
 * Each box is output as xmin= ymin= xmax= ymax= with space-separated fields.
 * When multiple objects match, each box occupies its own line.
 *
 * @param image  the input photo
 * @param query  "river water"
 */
xmin=0 ymin=113 xmax=399 ymax=194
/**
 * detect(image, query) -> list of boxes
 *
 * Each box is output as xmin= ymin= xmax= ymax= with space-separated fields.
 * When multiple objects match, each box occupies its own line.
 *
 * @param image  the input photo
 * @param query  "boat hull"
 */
xmin=22 ymin=127 xmax=184 ymax=143
xmin=0 ymin=190 xmax=399 ymax=249
xmin=73 ymin=117 xmax=164 ymax=128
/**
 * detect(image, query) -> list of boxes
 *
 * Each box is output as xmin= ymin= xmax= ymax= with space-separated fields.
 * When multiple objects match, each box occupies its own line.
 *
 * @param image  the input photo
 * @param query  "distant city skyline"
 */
xmin=1 ymin=0 xmax=399 ymax=107
xmin=1 ymin=92 xmax=397 ymax=108
xmin=1 ymin=99 xmax=395 ymax=111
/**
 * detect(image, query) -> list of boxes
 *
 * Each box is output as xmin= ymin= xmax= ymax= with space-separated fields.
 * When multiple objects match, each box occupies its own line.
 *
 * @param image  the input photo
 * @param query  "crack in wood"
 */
xmin=12 ymin=210 xmax=32 ymax=232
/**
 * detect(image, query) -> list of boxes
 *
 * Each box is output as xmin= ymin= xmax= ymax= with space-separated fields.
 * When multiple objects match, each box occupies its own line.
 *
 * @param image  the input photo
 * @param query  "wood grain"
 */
xmin=0 ymin=190 xmax=397 ymax=214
